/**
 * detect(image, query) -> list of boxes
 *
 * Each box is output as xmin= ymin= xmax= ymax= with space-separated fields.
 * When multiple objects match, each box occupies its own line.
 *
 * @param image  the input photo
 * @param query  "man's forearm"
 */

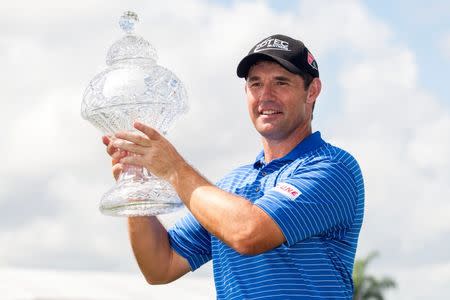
xmin=168 ymin=162 xmax=284 ymax=254
xmin=128 ymin=216 xmax=189 ymax=284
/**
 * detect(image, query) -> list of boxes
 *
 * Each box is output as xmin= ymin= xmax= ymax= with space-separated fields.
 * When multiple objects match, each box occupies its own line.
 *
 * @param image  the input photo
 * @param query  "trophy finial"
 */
xmin=119 ymin=11 xmax=139 ymax=34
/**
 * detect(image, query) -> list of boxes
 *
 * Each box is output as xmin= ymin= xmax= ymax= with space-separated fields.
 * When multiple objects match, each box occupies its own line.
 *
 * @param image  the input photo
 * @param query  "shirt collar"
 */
xmin=253 ymin=131 xmax=325 ymax=169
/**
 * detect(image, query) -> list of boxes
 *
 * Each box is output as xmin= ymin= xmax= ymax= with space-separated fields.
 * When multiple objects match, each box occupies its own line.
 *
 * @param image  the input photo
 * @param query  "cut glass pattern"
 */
xmin=81 ymin=11 xmax=188 ymax=216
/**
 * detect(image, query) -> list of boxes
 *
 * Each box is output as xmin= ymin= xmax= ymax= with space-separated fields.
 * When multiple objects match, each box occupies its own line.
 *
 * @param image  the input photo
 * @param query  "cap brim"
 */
xmin=236 ymin=53 xmax=303 ymax=78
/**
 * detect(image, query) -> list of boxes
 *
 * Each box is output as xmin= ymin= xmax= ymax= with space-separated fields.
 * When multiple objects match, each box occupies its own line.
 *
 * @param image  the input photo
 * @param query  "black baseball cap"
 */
xmin=236 ymin=34 xmax=319 ymax=78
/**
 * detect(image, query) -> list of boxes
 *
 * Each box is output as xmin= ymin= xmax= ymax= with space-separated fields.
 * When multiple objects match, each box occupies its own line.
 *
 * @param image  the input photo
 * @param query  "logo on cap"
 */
xmin=307 ymin=51 xmax=318 ymax=70
xmin=254 ymin=38 xmax=290 ymax=53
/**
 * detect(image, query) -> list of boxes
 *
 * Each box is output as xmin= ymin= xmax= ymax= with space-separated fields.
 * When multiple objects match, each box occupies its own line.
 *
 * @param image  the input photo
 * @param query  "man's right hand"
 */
xmin=102 ymin=135 xmax=127 ymax=181
xmin=103 ymin=134 xmax=192 ymax=284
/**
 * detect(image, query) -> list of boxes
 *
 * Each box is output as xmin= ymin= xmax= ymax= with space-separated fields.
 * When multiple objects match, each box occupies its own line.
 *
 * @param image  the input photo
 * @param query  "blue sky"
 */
xmin=365 ymin=0 xmax=450 ymax=107
xmin=214 ymin=0 xmax=450 ymax=108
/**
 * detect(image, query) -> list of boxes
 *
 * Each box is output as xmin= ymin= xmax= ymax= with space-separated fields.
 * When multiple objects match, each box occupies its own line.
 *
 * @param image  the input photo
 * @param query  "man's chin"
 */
xmin=256 ymin=127 xmax=285 ymax=140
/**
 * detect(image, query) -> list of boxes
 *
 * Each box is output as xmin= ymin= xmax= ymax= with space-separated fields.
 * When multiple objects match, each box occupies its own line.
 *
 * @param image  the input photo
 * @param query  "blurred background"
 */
xmin=0 ymin=0 xmax=449 ymax=299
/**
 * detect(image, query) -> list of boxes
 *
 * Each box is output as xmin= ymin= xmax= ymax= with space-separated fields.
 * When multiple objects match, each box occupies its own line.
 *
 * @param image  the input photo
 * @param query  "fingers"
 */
xmin=114 ymin=131 xmax=151 ymax=146
xmin=112 ymin=150 xmax=127 ymax=165
xmin=104 ymin=135 xmax=118 ymax=156
xmin=102 ymin=135 xmax=110 ymax=146
xmin=134 ymin=121 xmax=161 ymax=140
xmin=112 ymin=163 xmax=123 ymax=181
xmin=103 ymin=135 xmax=123 ymax=180
xmin=103 ymin=135 xmax=117 ymax=156
xmin=112 ymin=140 xmax=147 ymax=155
xmin=120 ymin=154 xmax=146 ymax=167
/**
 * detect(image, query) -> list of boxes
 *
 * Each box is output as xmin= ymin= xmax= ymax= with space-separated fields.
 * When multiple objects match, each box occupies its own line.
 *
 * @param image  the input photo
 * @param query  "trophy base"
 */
xmin=99 ymin=168 xmax=183 ymax=217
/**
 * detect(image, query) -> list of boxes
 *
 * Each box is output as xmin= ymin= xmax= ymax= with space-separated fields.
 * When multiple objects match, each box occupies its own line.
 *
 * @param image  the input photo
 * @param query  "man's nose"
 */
xmin=260 ymin=84 xmax=274 ymax=100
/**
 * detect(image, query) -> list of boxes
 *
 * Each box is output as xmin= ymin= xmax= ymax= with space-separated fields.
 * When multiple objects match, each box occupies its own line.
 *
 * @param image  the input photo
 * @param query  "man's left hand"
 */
xmin=112 ymin=121 xmax=185 ymax=181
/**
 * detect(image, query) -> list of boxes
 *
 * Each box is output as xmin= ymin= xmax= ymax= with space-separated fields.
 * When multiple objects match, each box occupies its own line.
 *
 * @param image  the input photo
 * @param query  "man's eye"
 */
xmin=250 ymin=82 xmax=262 ymax=87
xmin=276 ymin=81 xmax=288 ymax=85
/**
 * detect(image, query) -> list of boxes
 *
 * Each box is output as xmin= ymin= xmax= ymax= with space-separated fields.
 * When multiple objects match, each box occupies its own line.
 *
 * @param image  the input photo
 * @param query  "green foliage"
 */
xmin=353 ymin=251 xmax=396 ymax=300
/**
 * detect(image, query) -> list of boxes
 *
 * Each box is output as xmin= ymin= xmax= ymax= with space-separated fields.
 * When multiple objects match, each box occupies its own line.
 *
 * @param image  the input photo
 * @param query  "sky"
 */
xmin=0 ymin=0 xmax=449 ymax=299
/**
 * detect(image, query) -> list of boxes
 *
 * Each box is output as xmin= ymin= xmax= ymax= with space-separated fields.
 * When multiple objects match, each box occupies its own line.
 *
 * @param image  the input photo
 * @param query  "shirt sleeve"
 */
xmin=168 ymin=212 xmax=212 ymax=271
xmin=254 ymin=161 xmax=357 ymax=247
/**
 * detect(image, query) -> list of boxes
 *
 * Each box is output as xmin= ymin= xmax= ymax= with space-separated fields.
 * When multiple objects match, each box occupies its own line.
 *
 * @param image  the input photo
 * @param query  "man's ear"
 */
xmin=306 ymin=78 xmax=321 ymax=104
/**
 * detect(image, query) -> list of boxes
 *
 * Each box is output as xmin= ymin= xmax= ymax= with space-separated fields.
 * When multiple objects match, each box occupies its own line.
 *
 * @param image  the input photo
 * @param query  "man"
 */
xmin=103 ymin=34 xmax=364 ymax=299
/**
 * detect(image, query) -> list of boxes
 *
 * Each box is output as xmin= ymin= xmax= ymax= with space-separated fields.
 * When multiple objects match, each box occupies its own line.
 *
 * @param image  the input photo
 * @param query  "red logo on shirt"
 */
xmin=279 ymin=184 xmax=299 ymax=197
xmin=273 ymin=183 xmax=302 ymax=200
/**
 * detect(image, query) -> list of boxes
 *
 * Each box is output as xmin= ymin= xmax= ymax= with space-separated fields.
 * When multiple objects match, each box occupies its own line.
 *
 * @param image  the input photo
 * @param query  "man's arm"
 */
xmin=169 ymin=162 xmax=285 ymax=255
xmin=113 ymin=123 xmax=285 ymax=255
xmin=102 ymin=136 xmax=191 ymax=284
xmin=127 ymin=216 xmax=191 ymax=284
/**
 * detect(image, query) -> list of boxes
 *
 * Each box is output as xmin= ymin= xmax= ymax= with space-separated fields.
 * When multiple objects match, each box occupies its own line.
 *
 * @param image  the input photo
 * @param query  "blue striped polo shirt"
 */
xmin=168 ymin=131 xmax=365 ymax=299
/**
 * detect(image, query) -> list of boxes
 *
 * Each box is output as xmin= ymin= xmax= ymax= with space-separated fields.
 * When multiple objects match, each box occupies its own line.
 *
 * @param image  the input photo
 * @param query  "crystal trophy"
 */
xmin=81 ymin=11 xmax=188 ymax=216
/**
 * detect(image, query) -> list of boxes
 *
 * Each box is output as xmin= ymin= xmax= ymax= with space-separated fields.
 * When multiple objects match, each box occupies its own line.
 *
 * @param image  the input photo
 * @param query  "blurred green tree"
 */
xmin=353 ymin=251 xmax=396 ymax=300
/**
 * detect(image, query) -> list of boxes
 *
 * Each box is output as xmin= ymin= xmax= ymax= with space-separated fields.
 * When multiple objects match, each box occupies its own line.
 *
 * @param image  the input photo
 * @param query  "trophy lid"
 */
xmin=82 ymin=11 xmax=188 ymax=135
xmin=106 ymin=11 xmax=158 ymax=66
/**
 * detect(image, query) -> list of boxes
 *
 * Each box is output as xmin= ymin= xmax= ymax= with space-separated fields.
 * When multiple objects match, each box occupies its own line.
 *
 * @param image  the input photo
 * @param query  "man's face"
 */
xmin=245 ymin=60 xmax=315 ymax=141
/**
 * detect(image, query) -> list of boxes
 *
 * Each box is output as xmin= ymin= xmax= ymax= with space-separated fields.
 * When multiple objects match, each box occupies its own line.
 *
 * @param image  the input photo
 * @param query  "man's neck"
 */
xmin=262 ymin=125 xmax=312 ymax=164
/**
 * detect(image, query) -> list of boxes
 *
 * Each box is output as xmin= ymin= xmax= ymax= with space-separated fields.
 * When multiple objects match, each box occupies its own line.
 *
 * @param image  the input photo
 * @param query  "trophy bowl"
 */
xmin=81 ymin=11 xmax=188 ymax=216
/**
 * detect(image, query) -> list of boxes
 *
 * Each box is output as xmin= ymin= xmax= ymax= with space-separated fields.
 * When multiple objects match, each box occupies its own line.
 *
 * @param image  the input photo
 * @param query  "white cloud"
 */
xmin=0 ymin=0 xmax=449 ymax=299
xmin=408 ymin=116 xmax=450 ymax=170
xmin=383 ymin=261 xmax=450 ymax=300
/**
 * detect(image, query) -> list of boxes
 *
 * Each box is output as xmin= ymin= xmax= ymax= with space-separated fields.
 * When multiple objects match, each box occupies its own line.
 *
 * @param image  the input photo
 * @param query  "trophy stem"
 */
xmin=99 ymin=164 xmax=183 ymax=216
